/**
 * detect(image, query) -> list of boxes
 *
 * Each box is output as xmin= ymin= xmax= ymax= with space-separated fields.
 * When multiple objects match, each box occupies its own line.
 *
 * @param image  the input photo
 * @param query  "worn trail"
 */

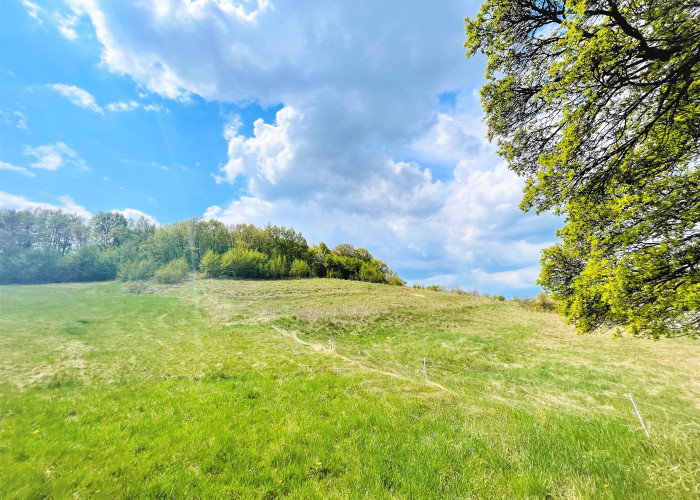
xmin=271 ymin=324 xmax=452 ymax=393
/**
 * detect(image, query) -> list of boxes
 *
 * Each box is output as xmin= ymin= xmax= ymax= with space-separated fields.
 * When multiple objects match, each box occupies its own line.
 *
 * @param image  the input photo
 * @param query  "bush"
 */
xmin=266 ymin=255 xmax=288 ymax=279
xmin=117 ymin=259 xmax=158 ymax=281
xmin=199 ymin=250 xmax=223 ymax=277
xmin=221 ymin=248 xmax=269 ymax=279
xmin=154 ymin=258 xmax=190 ymax=284
xmin=494 ymin=295 xmax=506 ymax=301
xmin=519 ymin=292 xmax=557 ymax=312
xmin=325 ymin=254 xmax=362 ymax=280
xmin=387 ymin=276 xmax=406 ymax=286
xmin=359 ymin=262 xmax=385 ymax=283
xmin=290 ymin=259 xmax=310 ymax=278
xmin=64 ymin=246 xmax=119 ymax=282
xmin=533 ymin=292 xmax=557 ymax=312
xmin=426 ymin=284 xmax=446 ymax=292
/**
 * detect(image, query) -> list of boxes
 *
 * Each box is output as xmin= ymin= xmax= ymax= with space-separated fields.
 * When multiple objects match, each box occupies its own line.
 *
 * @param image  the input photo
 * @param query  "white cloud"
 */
xmin=116 ymin=208 xmax=159 ymax=225
xmin=48 ymin=84 xmax=103 ymax=114
xmin=217 ymin=106 xmax=445 ymax=216
xmin=47 ymin=84 xmax=165 ymax=114
xmin=472 ymin=266 xmax=542 ymax=290
xmin=105 ymin=100 xmax=164 ymax=113
xmin=218 ymin=107 xmax=300 ymax=185
xmin=15 ymin=111 xmax=29 ymax=131
xmin=23 ymin=142 xmax=88 ymax=171
xmin=0 ymin=161 xmax=35 ymax=177
xmin=105 ymin=100 xmax=139 ymax=112
xmin=0 ymin=191 xmax=91 ymax=218
xmin=56 ymin=13 xmax=80 ymax=40
xmin=203 ymin=196 xmax=274 ymax=224
xmin=412 ymin=112 xmax=485 ymax=164
xmin=69 ymin=0 xmax=561 ymax=295
xmin=22 ymin=0 xmax=41 ymax=23
xmin=1 ymin=111 xmax=29 ymax=131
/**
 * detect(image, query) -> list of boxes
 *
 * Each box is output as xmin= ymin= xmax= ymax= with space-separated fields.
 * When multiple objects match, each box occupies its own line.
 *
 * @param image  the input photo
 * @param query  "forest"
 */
xmin=0 ymin=209 xmax=404 ymax=286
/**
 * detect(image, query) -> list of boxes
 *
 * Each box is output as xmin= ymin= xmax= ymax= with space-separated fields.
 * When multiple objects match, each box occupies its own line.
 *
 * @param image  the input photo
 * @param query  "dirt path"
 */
xmin=271 ymin=325 xmax=452 ymax=393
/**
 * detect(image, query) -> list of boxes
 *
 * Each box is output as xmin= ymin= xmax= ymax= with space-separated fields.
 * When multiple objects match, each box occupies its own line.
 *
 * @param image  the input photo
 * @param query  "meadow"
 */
xmin=0 ymin=278 xmax=698 ymax=498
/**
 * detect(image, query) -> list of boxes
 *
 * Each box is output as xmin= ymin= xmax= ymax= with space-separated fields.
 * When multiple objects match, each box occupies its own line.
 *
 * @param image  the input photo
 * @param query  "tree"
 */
xmin=309 ymin=243 xmax=331 ymax=277
xmin=90 ymin=211 xmax=128 ymax=249
xmin=465 ymin=0 xmax=699 ymax=337
xmin=197 ymin=220 xmax=230 ymax=256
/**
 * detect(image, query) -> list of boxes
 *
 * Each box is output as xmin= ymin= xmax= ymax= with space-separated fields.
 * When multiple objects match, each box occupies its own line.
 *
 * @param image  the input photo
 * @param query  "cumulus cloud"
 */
xmin=116 ymin=208 xmax=159 ymax=225
xmin=48 ymin=84 xmax=103 ymax=114
xmin=23 ymin=142 xmax=88 ymax=171
xmin=218 ymin=106 xmax=445 ymax=216
xmin=0 ymin=191 xmax=91 ymax=218
xmin=203 ymin=196 xmax=274 ymax=224
xmin=0 ymin=161 xmax=35 ymax=177
xmin=67 ymin=0 xmax=561 ymax=294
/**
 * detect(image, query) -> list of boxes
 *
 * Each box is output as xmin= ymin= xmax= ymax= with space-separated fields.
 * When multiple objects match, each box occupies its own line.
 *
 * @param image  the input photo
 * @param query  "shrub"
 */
xmin=117 ymin=259 xmax=158 ymax=281
xmin=154 ymin=258 xmax=190 ymax=284
xmin=65 ymin=246 xmax=118 ymax=282
xmin=387 ymin=276 xmax=406 ymax=286
xmin=426 ymin=284 xmax=446 ymax=292
xmin=533 ymin=292 xmax=556 ymax=312
xmin=359 ymin=262 xmax=386 ymax=283
xmin=266 ymin=255 xmax=288 ymax=279
xmin=494 ymin=295 xmax=506 ymax=301
xmin=221 ymin=248 xmax=269 ymax=279
xmin=199 ymin=250 xmax=223 ymax=277
xmin=290 ymin=259 xmax=310 ymax=278
xmin=325 ymin=254 xmax=362 ymax=280
xmin=519 ymin=292 xmax=557 ymax=312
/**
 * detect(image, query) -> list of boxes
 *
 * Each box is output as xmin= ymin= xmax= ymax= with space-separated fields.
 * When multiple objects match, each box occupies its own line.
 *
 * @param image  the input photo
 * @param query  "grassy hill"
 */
xmin=0 ymin=279 xmax=698 ymax=498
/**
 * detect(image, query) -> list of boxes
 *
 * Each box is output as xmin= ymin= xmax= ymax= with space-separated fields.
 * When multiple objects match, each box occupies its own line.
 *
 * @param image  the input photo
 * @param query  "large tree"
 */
xmin=465 ymin=0 xmax=699 ymax=337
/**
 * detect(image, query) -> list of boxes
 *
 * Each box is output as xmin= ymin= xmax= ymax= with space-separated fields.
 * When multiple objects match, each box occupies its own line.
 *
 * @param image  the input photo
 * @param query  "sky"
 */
xmin=0 ymin=0 xmax=561 ymax=296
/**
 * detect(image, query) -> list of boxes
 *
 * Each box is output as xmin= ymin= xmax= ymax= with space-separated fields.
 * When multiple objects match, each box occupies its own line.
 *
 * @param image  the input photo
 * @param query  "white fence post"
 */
xmin=628 ymin=393 xmax=650 ymax=437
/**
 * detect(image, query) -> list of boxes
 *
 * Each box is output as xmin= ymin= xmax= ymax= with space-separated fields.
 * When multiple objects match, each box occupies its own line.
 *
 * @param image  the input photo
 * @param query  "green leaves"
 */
xmin=466 ymin=0 xmax=699 ymax=337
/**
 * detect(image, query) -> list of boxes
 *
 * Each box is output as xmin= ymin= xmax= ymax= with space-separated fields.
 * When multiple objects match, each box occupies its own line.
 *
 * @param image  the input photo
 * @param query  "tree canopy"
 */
xmin=0 ymin=209 xmax=404 ymax=287
xmin=465 ymin=0 xmax=699 ymax=337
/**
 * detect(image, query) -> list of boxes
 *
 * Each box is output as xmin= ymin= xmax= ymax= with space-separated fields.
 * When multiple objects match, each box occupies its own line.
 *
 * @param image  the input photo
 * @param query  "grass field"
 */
xmin=0 ymin=278 xmax=698 ymax=498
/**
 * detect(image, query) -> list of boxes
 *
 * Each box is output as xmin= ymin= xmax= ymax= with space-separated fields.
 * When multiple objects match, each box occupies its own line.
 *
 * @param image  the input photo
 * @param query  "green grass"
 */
xmin=0 ymin=279 xmax=698 ymax=498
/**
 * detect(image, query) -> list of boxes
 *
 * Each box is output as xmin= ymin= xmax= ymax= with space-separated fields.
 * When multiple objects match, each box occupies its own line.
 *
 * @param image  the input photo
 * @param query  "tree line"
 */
xmin=0 ymin=209 xmax=405 ymax=286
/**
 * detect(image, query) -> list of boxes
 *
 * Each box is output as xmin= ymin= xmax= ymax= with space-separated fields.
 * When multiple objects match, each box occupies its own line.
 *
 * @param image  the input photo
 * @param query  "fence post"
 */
xmin=628 ymin=393 xmax=650 ymax=437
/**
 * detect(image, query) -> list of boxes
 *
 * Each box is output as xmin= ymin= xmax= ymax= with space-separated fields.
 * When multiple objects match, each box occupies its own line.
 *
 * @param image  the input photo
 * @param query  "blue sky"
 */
xmin=0 ymin=0 xmax=561 ymax=296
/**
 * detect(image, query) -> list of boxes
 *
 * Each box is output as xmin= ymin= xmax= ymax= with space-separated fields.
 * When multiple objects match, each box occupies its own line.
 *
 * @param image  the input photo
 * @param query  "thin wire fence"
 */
xmin=279 ymin=324 xmax=700 ymax=434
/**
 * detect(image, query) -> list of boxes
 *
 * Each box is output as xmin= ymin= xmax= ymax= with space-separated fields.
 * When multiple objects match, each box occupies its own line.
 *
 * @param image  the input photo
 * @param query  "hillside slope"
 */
xmin=0 ymin=279 xmax=698 ymax=498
